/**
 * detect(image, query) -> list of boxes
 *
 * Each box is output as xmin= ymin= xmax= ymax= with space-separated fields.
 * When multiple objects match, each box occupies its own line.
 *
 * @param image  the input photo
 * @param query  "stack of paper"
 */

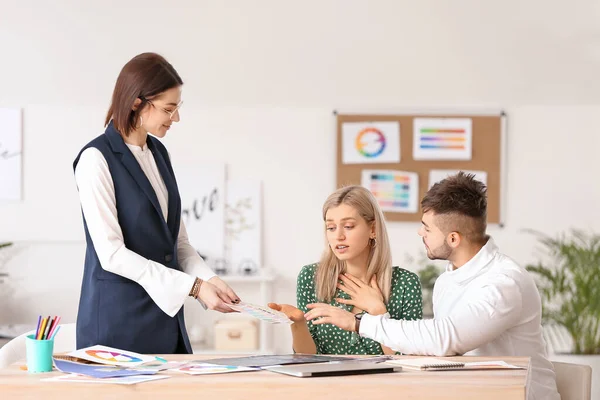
xmin=49 ymin=345 xmax=175 ymax=385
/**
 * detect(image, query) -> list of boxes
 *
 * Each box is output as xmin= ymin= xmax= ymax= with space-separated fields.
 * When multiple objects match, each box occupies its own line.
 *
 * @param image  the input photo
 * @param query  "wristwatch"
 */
xmin=354 ymin=312 xmax=365 ymax=333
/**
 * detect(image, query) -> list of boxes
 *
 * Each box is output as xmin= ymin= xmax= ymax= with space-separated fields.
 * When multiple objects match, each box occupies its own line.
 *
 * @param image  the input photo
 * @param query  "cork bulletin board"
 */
xmin=335 ymin=112 xmax=506 ymax=225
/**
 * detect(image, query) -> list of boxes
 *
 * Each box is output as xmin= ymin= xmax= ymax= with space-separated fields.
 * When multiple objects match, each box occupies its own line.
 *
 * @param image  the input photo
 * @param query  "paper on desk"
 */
xmin=133 ymin=361 xmax=189 ymax=372
xmin=67 ymin=345 xmax=156 ymax=367
xmin=171 ymin=362 xmax=258 ymax=375
xmin=54 ymin=359 xmax=157 ymax=379
xmin=226 ymin=301 xmax=292 ymax=324
xmin=42 ymin=373 xmax=169 ymax=385
xmin=463 ymin=361 xmax=524 ymax=369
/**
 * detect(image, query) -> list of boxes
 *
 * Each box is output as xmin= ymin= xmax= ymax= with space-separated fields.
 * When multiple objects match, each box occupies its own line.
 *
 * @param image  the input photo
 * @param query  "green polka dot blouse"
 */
xmin=297 ymin=264 xmax=423 ymax=355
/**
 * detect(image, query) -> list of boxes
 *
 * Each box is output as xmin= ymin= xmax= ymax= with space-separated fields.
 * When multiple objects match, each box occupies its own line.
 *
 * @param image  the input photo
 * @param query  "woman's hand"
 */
xmin=268 ymin=303 xmax=306 ymax=323
xmin=196 ymin=279 xmax=238 ymax=313
xmin=270 ymin=303 xmax=317 ymax=354
xmin=336 ymin=273 xmax=387 ymax=315
xmin=208 ymin=276 xmax=240 ymax=304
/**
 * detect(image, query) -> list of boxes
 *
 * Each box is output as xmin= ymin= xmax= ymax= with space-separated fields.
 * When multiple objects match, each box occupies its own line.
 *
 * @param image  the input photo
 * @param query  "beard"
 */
xmin=426 ymin=241 xmax=453 ymax=261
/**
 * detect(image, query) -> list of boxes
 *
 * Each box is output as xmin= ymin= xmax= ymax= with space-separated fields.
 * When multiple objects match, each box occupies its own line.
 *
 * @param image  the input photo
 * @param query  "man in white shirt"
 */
xmin=305 ymin=172 xmax=560 ymax=400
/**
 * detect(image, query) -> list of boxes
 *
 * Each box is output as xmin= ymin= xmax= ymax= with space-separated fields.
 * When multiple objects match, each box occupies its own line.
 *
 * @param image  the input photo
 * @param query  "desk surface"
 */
xmin=0 ymin=355 xmax=530 ymax=400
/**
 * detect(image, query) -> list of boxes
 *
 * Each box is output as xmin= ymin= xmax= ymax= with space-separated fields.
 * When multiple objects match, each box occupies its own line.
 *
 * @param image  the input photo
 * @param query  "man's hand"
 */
xmin=304 ymin=303 xmax=356 ymax=332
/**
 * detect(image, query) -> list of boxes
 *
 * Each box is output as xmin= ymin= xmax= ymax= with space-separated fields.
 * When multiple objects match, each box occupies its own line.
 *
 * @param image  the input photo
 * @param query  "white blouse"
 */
xmin=74 ymin=143 xmax=215 ymax=317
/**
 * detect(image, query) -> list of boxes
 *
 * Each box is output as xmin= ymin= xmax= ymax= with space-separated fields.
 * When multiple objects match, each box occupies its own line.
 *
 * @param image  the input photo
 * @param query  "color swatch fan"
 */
xmin=226 ymin=302 xmax=292 ymax=324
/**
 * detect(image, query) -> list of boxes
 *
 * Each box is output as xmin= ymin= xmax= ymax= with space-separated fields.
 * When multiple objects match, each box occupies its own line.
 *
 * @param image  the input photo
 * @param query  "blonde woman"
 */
xmin=269 ymin=185 xmax=422 ymax=355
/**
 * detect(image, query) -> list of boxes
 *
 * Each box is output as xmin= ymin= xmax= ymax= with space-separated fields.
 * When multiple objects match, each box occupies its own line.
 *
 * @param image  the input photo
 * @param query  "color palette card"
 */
xmin=226 ymin=302 xmax=293 ymax=324
xmin=67 ymin=345 xmax=156 ymax=367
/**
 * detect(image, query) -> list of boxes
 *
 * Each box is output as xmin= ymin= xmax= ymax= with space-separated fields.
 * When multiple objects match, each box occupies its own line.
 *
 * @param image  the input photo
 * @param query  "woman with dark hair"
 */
xmin=73 ymin=52 xmax=239 ymax=354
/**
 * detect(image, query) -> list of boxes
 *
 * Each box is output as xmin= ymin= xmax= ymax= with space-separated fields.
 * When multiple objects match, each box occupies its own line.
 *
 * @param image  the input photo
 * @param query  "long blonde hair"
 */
xmin=315 ymin=185 xmax=392 ymax=303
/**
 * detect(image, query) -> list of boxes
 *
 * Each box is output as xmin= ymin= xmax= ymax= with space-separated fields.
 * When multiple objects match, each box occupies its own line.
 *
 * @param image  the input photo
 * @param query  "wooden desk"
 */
xmin=0 ymin=355 xmax=530 ymax=400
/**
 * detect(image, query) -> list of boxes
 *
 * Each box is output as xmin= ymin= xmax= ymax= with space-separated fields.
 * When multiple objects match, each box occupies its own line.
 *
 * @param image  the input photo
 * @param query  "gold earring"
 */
xmin=137 ymin=116 xmax=143 ymax=129
xmin=370 ymin=237 xmax=377 ymax=248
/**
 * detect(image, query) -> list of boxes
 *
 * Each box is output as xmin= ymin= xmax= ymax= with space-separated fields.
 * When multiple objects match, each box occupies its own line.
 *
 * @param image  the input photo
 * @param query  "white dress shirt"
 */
xmin=74 ymin=143 xmax=216 ymax=317
xmin=359 ymin=238 xmax=559 ymax=400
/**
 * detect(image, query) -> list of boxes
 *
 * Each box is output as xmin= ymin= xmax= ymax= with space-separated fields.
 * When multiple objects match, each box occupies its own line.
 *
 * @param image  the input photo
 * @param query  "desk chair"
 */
xmin=552 ymin=361 xmax=592 ymax=400
xmin=0 ymin=323 xmax=76 ymax=368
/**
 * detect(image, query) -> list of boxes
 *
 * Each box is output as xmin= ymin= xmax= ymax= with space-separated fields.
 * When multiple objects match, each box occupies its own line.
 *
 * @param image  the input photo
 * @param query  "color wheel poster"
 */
xmin=68 ymin=345 xmax=156 ymax=367
xmin=413 ymin=118 xmax=472 ymax=160
xmin=361 ymin=170 xmax=419 ymax=213
xmin=342 ymin=121 xmax=400 ymax=164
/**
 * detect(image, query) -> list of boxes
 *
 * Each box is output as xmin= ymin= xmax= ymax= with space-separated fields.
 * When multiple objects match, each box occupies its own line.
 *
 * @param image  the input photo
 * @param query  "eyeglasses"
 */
xmin=143 ymin=98 xmax=184 ymax=121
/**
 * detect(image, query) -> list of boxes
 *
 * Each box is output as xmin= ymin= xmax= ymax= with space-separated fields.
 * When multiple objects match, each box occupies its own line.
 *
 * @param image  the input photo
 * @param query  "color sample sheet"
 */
xmin=226 ymin=302 xmax=292 ymax=324
xmin=361 ymin=170 xmax=419 ymax=213
xmin=172 ymin=362 xmax=258 ymax=375
xmin=342 ymin=121 xmax=400 ymax=164
xmin=42 ymin=374 xmax=169 ymax=385
xmin=53 ymin=359 xmax=157 ymax=379
xmin=413 ymin=118 xmax=472 ymax=160
xmin=428 ymin=169 xmax=487 ymax=189
xmin=67 ymin=345 xmax=156 ymax=367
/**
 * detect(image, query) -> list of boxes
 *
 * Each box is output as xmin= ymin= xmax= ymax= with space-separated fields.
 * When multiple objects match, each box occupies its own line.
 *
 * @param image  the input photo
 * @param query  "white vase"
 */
xmin=550 ymin=353 xmax=600 ymax=400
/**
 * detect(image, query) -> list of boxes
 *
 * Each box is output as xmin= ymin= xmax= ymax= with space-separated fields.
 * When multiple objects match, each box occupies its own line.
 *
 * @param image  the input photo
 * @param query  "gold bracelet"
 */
xmin=189 ymin=277 xmax=203 ymax=299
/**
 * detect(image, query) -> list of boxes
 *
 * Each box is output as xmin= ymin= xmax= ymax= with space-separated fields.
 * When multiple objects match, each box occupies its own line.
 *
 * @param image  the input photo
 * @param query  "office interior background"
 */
xmin=0 ymin=0 xmax=598 ymax=368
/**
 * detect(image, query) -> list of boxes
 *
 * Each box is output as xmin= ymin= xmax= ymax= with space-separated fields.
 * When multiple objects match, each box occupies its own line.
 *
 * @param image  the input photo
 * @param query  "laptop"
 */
xmin=264 ymin=362 xmax=402 ymax=377
xmin=202 ymin=354 xmax=355 ymax=368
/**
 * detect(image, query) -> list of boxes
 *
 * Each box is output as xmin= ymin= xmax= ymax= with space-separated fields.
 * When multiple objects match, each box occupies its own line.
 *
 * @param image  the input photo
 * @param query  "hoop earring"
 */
xmin=137 ymin=116 xmax=143 ymax=129
xmin=370 ymin=238 xmax=377 ymax=248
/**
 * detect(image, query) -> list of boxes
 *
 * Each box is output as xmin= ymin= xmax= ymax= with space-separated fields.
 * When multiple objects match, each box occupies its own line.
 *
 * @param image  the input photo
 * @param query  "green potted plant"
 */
xmin=525 ymin=229 xmax=600 ymax=397
xmin=403 ymin=254 xmax=443 ymax=318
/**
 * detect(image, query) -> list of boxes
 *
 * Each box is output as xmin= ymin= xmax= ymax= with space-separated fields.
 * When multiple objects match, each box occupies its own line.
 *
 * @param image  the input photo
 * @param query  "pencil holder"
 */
xmin=25 ymin=334 xmax=54 ymax=373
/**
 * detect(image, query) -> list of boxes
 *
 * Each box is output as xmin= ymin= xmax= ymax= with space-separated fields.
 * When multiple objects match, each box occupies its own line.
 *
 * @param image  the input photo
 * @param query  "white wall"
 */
xmin=1 ymin=0 xmax=599 ymax=352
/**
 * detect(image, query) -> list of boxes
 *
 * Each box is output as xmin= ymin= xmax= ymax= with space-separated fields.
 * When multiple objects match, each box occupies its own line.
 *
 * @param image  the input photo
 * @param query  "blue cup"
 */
xmin=25 ymin=334 xmax=54 ymax=373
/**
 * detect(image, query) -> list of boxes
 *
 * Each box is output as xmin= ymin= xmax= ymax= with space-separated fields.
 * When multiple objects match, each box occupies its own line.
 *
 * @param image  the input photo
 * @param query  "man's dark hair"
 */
xmin=421 ymin=171 xmax=487 ymax=243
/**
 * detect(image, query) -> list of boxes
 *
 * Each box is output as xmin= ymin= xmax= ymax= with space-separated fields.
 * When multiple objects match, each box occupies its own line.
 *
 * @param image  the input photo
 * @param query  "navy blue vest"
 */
xmin=73 ymin=121 xmax=192 ymax=354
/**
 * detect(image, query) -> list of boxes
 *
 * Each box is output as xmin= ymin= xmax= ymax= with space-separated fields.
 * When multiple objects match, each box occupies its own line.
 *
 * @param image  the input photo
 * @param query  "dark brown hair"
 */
xmin=421 ymin=171 xmax=487 ymax=243
xmin=105 ymin=52 xmax=183 ymax=136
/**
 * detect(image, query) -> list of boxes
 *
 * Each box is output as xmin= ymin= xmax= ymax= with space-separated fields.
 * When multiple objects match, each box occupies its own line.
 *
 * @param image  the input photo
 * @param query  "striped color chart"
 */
xmin=419 ymin=127 xmax=467 ymax=150
xmin=413 ymin=118 xmax=472 ymax=160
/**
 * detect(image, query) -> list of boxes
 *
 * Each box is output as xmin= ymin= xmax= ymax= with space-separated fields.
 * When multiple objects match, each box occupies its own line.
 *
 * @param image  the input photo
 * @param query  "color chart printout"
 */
xmin=413 ymin=118 xmax=472 ymax=160
xmin=361 ymin=170 xmax=419 ymax=213
xmin=342 ymin=121 xmax=400 ymax=164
